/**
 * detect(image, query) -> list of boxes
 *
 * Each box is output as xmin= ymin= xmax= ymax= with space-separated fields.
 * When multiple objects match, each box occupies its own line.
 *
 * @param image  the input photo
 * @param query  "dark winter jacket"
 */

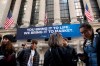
xmin=43 ymin=46 xmax=77 ymax=66
xmin=0 ymin=46 xmax=16 ymax=66
xmin=17 ymin=48 xmax=39 ymax=66
xmin=64 ymin=45 xmax=78 ymax=66
xmin=96 ymin=34 xmax=100 ymax=66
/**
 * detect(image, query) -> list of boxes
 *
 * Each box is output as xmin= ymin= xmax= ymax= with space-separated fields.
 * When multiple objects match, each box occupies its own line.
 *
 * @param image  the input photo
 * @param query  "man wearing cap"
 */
xmin=17 ymin=39 xmax=40 ymax=66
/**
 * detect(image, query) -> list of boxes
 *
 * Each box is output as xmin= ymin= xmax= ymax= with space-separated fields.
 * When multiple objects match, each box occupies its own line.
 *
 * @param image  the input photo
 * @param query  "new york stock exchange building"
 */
xmin=0 ymin=0 xmax=100 ymax=64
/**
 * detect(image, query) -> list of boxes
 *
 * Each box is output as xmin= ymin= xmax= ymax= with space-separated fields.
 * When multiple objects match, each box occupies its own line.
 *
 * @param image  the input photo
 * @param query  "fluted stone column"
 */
xmin=68 ymin=0 xmax=78 ymax=23
xmin=97 ymin=0 xmax=100 ymax=9
xmin=0 ymin=0 xmax=12 ymax=28
xmin=20 ymin=0 xmax=33 ymax=28
xmin=53 ymin=0 xmax=62 ymax=25
xmin=12 ymin=0 xmax=22 ymax=28
xmin=36 ymin=0 xmax=46 ymax=27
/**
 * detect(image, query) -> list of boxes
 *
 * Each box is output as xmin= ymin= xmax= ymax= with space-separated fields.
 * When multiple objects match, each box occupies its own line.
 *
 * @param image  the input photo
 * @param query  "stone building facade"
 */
xmin=0 ymin=0 xmax=100 ymax=61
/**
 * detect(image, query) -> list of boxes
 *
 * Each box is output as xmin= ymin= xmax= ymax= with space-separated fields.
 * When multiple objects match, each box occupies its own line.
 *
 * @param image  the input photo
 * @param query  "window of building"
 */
xmin=46 ymin=0 xmax=54 ymax=26
xmin=74 ymin=0 xmax=84 ymax=22
xmin=60 ymin=0 xmax=70 ymax=24
xmin=17 ymin=0 xmax=27 ymax=26
xmin=90 ymin=0 xmax=100 ymax=19
xmin=30 ymin=0 xmax=40 ymax=26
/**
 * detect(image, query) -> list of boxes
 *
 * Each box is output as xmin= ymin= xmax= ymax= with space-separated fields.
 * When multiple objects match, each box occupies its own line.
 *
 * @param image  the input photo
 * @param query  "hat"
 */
xmin=96 ymin=28 xmax=100 ymax=32
xmin=3 ymin=34 xmax=14 ymax=42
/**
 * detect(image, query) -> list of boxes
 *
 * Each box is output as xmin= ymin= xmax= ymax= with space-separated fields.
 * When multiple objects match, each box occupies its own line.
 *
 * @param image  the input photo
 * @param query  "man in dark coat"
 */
xmin=17 ymin=39 xmax=40 ymax=66
xmin=62 ymin=38 xmax=78 ymax=66
xmin=96 ymin=28 xmax=100 ymax=66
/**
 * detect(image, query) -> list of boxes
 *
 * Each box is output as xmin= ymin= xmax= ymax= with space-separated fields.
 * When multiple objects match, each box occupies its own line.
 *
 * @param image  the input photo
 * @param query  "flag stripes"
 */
xmin=4 ymin=11 xmax=14 ymax=29
xmin=85 ymin=4 xmax=94 ymax=22
xmin=44 ymin=13 xmax=48 ymax=25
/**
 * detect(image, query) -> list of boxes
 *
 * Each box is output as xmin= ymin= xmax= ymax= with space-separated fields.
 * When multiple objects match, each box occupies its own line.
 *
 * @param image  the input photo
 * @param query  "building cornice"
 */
xmin=0 ymin=28 xmax=16 ymax=33
xmin=90 ymin=22 xmax=100 ymax=27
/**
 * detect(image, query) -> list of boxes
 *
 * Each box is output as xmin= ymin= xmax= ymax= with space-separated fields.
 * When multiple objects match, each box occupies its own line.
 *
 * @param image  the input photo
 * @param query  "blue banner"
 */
xmin=16 ymin=24 xmax=81 ymax=40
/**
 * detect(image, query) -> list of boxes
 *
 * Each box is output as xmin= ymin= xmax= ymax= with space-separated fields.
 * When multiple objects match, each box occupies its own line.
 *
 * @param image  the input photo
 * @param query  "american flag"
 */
xmin=85 ymin=4 xmax=94 ymax=22
xmin=44 ymin=12 xmax=48 ymax=26
xmin=4 ymin=11 xmax=14 ymax=29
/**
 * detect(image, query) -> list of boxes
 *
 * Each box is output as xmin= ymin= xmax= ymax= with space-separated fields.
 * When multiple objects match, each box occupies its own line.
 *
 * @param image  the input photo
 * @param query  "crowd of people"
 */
xmin=0 ymin=23 xmax=100 ymax=66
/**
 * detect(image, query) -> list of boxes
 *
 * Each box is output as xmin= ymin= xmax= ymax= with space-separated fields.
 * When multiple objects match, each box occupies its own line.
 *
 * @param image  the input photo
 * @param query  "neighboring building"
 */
xmin=0 ymin=0 xmax=100 ymax=61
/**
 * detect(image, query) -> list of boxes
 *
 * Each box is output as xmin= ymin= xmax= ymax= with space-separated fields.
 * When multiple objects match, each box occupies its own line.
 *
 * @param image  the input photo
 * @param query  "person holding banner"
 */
xmin=78 ymin=23 xmax=100 ymax=66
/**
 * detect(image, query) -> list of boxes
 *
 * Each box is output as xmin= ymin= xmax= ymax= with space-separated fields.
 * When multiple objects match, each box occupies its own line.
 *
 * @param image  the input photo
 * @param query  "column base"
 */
xmin=53 ymin=22 xmax=62 ymax=26
xmin=36 ymin=22 xmax=44 ymax=27
xmin=70 ymin=21 xmax=80 ymax=24
xmin=20 ymin=21 xmax=29 ymax=28
xmin=20 ymin=24 xmax=29 ymax=28
xmin=10 ymin=23 xmax=16 ymax=29
xmin=20 ymin=25 xmax=28 ymax=28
